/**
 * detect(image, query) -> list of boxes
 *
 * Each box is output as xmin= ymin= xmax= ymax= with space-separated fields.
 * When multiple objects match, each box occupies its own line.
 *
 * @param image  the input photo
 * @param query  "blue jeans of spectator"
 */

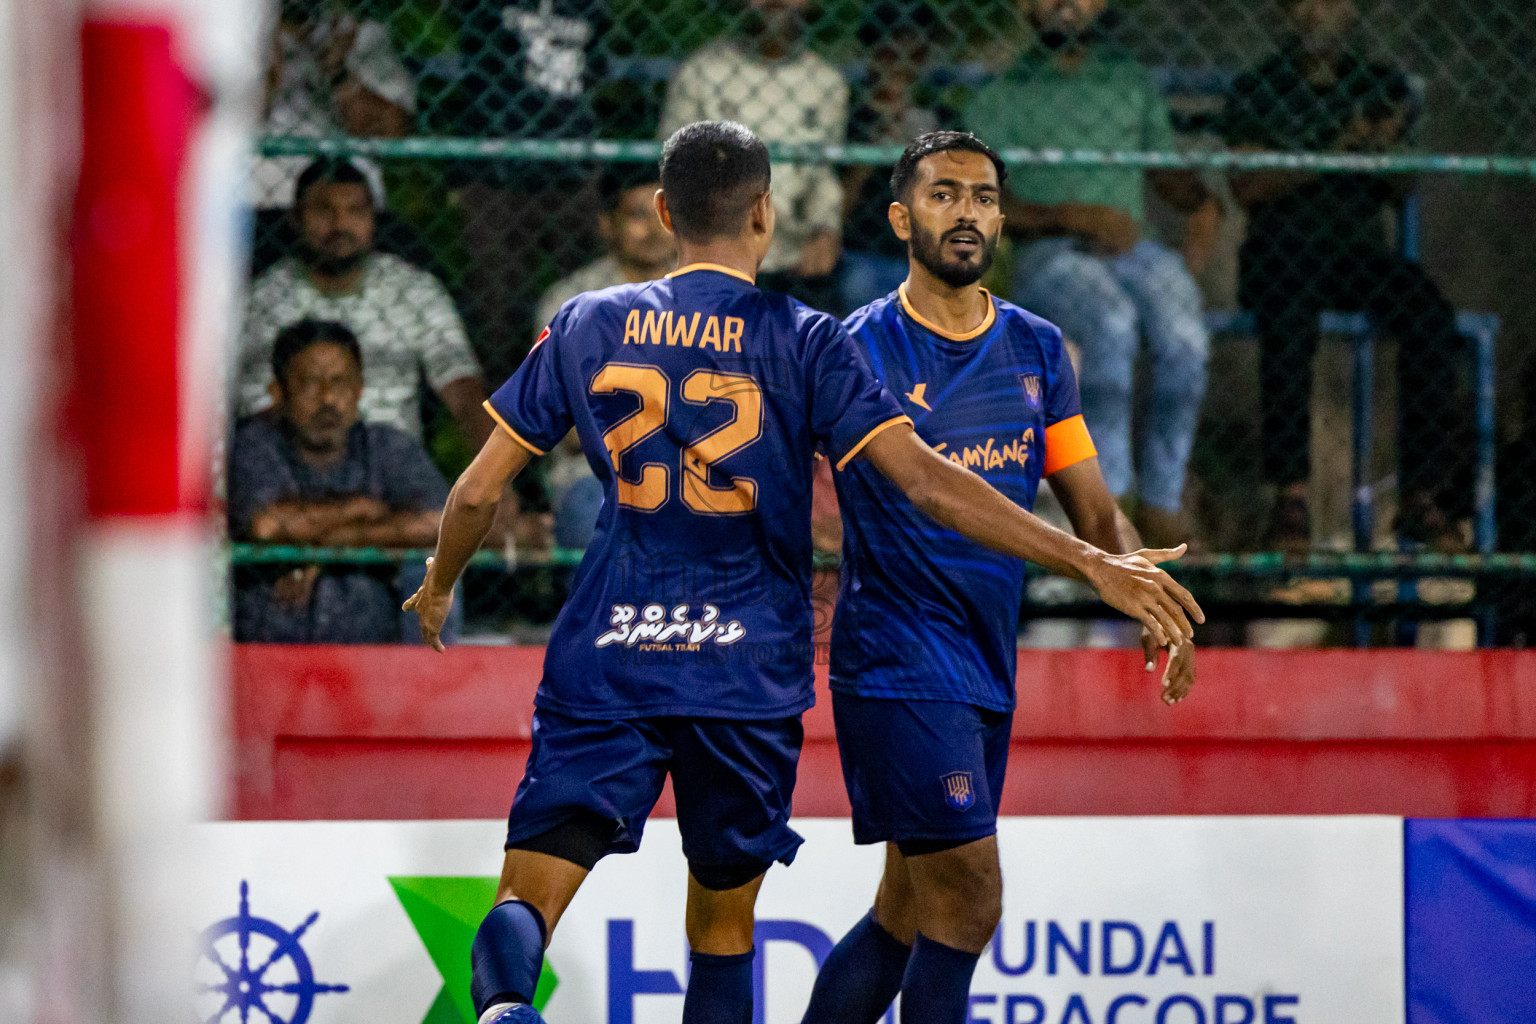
xmin=838 ymin=250 xmax=910 ymax=316
xmin=1012 ymin=237 xmax=1210 ymax=513
xmin=396 ymin=561 xmax=463 ymax=645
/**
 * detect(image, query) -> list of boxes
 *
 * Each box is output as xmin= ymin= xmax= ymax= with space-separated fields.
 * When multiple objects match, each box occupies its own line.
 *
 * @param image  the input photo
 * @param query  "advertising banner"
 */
xmin=188 ymin=817 xmax=1405 ymax=1024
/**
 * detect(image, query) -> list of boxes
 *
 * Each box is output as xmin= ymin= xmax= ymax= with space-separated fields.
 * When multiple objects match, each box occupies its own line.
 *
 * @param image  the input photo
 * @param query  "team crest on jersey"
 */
xmin=940 ymin=771 xmax=975 ymax=810
xmin=1020 ymin=373 xmax=1042 ymax=410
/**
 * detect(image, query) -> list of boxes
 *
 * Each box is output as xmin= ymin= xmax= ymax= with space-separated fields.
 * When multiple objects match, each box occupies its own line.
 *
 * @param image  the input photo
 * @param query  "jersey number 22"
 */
xmin=590 ymin=363 xmax=762 ymax=515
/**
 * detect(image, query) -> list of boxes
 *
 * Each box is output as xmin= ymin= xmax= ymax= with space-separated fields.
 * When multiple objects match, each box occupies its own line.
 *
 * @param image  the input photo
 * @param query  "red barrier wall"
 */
xmin=232 ymin=646 xmax=1536 ymax=820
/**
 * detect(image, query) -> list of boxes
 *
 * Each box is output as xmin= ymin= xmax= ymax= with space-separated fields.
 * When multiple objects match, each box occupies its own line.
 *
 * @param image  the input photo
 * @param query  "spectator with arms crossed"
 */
xmin=229 ymin=320 xmax=449 ymax=643
xmin=404 ymin=121 xmax=1201 ymax=1024
xmin=801 ymin=132 xmax=1197 ymax=1024
xmin=965 ymin=0 xmax=1219 ymax=546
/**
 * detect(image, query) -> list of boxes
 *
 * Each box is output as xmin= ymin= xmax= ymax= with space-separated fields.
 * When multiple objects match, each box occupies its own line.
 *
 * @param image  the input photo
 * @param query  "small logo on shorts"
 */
xmin=940 ymin=771 xmax=975 ymax=810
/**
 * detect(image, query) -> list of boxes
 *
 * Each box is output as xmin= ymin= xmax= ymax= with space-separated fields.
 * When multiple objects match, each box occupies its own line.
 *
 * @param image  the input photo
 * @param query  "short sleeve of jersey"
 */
xmin=485 ymin=307 xmax=574 ymax=456
xmin=804 ymin=316 xmax=910 ymax=470
xmin=1040 ymin=324 xmax=1098 ymax=476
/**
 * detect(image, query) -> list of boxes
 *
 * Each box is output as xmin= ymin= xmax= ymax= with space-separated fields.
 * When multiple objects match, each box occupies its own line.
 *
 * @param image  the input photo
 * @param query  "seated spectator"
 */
xmin=532 ymin=165 xmax=676 ymax=329
xmin=452 ymin=0 xmax=611 ymax=376
xmin=1223 ymin=0 xmax=1470 ymax=550
xmin=254 ymin=0 xmax=414 ymax=211
xmin=964 ymin=0 xmax=1219 ymax=546
xmin=532 ymin=165 xmax=675 ymax=548
xmin=236 ymin=158 xmax=493 ymax=449
xmin=837 ymin=3 xmax=943 ymax=314
xmin=228 ymin=320 xmax=455 ymax=644
xmin=661 ymin=0 xmax=847 ymax=309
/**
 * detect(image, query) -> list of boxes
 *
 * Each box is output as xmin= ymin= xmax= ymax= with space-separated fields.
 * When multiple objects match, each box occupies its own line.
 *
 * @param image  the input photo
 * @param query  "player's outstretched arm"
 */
xmin=403 ymin=428 xmax=535 ymax=650
xmin=857 ymin=424 xmax=1204 ymax=648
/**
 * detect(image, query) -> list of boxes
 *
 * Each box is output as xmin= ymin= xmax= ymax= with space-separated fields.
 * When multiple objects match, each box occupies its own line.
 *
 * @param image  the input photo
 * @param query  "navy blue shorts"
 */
xmin=505 ymin=709 xmax=805 ymax=874
xmin=833 ymin=692 xmax=1013 ymax=847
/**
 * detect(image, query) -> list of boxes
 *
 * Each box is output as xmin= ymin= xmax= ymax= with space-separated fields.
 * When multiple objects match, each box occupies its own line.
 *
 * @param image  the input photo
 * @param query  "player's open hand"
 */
xmin=1084 ymin=544 xmax=1204 ymax=649
xmin=402 ymin=557 xmax=453 ymax=652
xmin=1142 ymin=629 xmax=1196 ymax=705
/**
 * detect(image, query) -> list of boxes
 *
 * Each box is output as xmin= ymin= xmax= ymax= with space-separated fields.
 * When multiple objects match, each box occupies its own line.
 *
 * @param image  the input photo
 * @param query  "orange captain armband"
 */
xmin=1043 ymin=414 xmax=1097 ymax=476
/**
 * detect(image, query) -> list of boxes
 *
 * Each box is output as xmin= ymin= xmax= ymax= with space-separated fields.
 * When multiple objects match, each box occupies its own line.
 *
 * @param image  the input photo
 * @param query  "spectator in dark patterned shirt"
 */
xmin=228 ymin=319 xmax=454 ymax=643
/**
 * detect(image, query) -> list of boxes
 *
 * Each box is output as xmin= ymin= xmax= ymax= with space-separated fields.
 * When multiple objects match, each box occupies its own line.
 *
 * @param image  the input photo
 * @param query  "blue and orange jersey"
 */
xmin=831 ymin=285 xmax=1097 ymax=712
xmin=487 ymin=264 xmax=910 ymax=720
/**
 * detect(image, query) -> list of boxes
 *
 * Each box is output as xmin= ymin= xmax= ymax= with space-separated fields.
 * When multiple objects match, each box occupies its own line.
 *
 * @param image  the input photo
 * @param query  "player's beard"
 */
xmin=908 ymin=220 xmax=998 ymax=288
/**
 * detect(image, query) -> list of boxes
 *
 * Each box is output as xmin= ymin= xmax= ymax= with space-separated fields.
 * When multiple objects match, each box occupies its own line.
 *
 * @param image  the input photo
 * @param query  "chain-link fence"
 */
xmin=230 ymin=0 xmax=1536 ymax=645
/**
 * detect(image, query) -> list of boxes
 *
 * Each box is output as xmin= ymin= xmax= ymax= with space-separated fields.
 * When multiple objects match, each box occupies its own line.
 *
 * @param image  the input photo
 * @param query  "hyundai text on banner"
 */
xmin=187 ymin=816 xmax=1402 ymax=1024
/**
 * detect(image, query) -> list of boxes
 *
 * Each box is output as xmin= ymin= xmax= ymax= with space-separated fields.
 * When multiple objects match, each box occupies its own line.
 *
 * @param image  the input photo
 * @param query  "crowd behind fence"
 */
xmin=228 ymin=0 xmax=1536 ymax=647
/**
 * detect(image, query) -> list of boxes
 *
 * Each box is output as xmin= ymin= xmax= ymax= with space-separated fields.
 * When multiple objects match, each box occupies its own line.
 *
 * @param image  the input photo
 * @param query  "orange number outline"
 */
xmin=590 ymin=363 xmax=671 ymax=512
xmin=679 ymin=370 xmax=763 ymax=516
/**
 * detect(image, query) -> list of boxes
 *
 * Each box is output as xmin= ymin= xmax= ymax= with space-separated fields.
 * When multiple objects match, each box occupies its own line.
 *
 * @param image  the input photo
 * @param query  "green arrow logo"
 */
xmin=389 ymin=876 xmax=558 ymax=1023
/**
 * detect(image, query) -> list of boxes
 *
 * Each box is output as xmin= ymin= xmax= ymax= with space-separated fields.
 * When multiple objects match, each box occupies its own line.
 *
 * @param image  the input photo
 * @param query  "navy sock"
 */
xmin=470 ymin=899 xmax=547 ymax=1015
xmin=682 ymin=947 xmax=755 ymax=1024
xmin=899 ymin=933 xmax=980 ymax=1024
xmin=801 ymin=909 xmax=912 ymax=1024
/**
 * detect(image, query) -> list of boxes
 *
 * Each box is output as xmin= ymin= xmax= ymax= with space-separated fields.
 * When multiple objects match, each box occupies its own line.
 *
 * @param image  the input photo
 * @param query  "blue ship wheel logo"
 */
xmin=196 ymin=880 xmax=349 ymax=1024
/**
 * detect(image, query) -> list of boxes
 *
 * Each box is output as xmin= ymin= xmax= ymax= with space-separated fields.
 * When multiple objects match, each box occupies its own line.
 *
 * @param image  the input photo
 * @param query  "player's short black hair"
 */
xmin=598 ymin=163 xmax=662 ymax=211
xmin=890 ymin=131 xmax=1008 ymax=204
xmin=658 ymin=121 xmax=771 ymax=242
xmin=294 ymin=157 xmax=375 ymax=211
xmin=271 ymin=319 xmax=363 ymax=385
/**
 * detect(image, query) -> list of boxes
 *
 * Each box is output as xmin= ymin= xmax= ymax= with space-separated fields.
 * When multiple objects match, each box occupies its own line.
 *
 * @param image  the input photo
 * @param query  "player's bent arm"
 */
xmin=425 ymin=428 xmax=535 ymax=595
xmin=857 ymin=425 xmax=1203 ymax=646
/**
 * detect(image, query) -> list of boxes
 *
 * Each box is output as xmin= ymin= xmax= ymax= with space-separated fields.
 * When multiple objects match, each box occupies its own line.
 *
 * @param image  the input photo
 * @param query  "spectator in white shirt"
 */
xmin=237 ymin=158 xmax=493 ymax=448
xmin=661 ymin=0 xmax=847 ymax=306
xmin=254 ymin=0 xmax=415 ymax=210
